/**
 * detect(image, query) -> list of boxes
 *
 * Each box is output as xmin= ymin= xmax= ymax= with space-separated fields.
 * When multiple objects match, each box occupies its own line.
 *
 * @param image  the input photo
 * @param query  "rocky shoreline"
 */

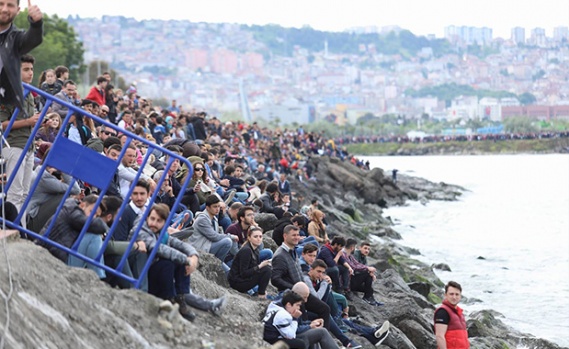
xmin=0 ymin=155 xmax=566 ymax=349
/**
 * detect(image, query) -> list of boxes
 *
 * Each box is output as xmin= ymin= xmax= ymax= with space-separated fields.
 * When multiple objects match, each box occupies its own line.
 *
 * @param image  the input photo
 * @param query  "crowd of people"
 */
xmin=0 ymin=3 xmax=471 ymax=347
xmin=2 ymin=52 xmax=386 ymax=347
xmin=334 ymin=129 xmax=569 ymax=146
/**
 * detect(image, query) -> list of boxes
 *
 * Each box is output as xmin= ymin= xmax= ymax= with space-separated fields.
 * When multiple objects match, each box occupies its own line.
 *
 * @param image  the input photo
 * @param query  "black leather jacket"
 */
xmin=0 ymin=18 xmax=43 ymax=113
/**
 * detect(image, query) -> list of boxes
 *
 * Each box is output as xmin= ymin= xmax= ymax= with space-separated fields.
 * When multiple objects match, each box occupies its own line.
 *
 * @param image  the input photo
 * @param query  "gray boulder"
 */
xmin=255 ymin=213 xmax=278 ymax=232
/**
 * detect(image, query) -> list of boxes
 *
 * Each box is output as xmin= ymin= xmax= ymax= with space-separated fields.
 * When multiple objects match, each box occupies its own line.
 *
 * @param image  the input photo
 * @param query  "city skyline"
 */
xmin=39 ymin=0 xmax=568 ymax=39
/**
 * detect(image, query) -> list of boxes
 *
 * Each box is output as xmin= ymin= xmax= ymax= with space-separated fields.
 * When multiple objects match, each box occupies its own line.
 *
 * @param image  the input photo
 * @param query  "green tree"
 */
xmin=503 ymin=116 xmax=538 ymax=133
xmin=518 ymin=92 xmax=536 ymax=105
xmin=15 ymin=11 xmax=85 ymax=85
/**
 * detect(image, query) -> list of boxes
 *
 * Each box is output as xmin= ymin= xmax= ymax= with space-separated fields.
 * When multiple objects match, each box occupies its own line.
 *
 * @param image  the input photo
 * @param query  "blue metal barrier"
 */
xmin=0 ymin=83 xmax=193 ymax=289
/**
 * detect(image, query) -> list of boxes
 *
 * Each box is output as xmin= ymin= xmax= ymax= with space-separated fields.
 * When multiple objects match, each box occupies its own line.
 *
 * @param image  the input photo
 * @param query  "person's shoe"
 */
xmin=210 ymin=295 xmax=227 ymax=316
xmin=173 ymin=295 xmax=196 ymax=322
xmin=374 ymin=321 xmax=390 ymax=346
xmin=346 ymin=339 xmax=362 ymax=348
xmin=343 ymin=290 xmax=354 ymax=301
xmin=224 ymin=189 xmax=236 ymax=205
xmin=363 ymin=296 xmax=384 ymax=306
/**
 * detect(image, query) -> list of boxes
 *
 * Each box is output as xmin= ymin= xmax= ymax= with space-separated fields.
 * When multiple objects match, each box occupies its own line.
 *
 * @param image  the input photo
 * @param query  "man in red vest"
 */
xmin=434 ymin=281 xmax=470 ymax=349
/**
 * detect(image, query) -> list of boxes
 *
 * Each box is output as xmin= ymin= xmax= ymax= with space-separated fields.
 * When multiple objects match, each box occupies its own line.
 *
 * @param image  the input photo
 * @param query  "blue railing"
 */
xmin=0 ymin=83 xmax=193 ymax=289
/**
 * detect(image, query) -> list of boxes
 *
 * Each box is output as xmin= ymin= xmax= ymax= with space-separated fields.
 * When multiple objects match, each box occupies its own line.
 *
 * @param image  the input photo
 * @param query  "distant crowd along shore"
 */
xmin=334 ymin=130 xmax=569 ymax=145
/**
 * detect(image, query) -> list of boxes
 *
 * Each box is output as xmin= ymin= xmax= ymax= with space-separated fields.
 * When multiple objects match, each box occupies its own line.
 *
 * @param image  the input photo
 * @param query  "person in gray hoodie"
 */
xmin=188 ymin=194 xmax=233 ymax=271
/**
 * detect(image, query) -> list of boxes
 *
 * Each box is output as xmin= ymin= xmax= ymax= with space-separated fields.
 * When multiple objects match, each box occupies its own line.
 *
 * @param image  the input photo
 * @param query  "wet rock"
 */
xmin=398 ymin=318 xmax=437 ymax=349
xmin=467 ymin=310 xmax=565 ymax=349
xmin=408 ymin=282 xmax=431 ymax=298
xmin=432 ymin=263 xmax=452 ymax=271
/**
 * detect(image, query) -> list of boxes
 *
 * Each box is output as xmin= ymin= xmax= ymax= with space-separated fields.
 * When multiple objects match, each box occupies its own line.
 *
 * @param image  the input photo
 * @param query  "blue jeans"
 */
xmin=148 ymin=259 xmax=190 ymax=299
xmin=68 ymin=233 xmax=105 ymax=279
xmin=342 ymin=319 xmax=379 ymax=345
xmin=186 ymin=123 xmax=196 ymax=140
xmin=234 ymin=192 xmax=249 ymax=202
xmin=209 ymin=237 xmax=232 ymax=272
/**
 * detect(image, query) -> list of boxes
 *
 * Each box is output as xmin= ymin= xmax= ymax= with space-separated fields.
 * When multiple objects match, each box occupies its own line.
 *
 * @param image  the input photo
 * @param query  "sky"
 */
xmin=36 ymin=0 xmax=569 ymax=39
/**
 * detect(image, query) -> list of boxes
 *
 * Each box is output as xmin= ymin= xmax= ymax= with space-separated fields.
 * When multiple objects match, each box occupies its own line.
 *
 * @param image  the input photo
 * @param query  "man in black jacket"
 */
xmin=271 ymin=224 xmax=331 ymax=329
xmin=0 ymin=0 xmax=43 ymax=110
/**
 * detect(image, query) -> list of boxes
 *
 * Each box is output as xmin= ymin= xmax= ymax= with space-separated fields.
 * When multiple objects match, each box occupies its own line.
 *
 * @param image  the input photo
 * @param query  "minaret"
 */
xmin=324 ymin=39 xmax=328 ymax=58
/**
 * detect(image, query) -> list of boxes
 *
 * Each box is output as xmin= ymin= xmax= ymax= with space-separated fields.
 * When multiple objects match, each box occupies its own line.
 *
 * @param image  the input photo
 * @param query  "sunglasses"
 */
xmin=194 ymin=168 xmax=204 ymax=171
xmin=103 ymin=131 xmax=117 ymax=136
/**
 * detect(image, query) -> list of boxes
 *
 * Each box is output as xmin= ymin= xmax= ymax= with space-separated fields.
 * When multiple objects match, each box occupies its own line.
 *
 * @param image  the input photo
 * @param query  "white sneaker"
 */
xmin=374 ymin=320 xmax=390 ymax=346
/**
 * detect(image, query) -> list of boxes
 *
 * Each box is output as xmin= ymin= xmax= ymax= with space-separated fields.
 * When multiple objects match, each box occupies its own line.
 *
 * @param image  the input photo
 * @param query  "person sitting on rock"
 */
xmin=259 ymin=182 xmax=285 ymax=217
xmin=291 ymin=282 xmax=362 ymax=349
xmin=189 ymin=194 xmax=234 ymax=272
xmin=263 ymin=289 xmax=340 ymax=349
xmin=271 ymin=225 xmax=332 ymax=329
xmin=303 ymin=258 xmax=347 ymax=324
xmin=228 ymin=226 xmax=272 ymax=299
xmin=272 ymin=228 xmax=362 ymax=347
xmin=307 ymin=209 xmax=329 ymax=244
xmin=316 ymin=236 xmax=354 ymax=300
xmin=353 ymin=241 xmax=371 ymax=265
xmin=302 ymin=260 xmax=390 ymax=346
xmin=225 ymin=205 xmax=272 ymax=260
xmin=38 ymin=195 xmax=109 ymax=278
xmin=343 ymin=238 xmax=383 ymax=306
xmin=138 ymin=203 xmax=226 ymax=321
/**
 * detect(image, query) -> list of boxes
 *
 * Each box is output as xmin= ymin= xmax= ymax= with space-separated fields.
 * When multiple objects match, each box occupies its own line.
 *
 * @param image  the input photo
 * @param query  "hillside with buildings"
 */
xmin=67 ymin=16 xmax=569 ymax=126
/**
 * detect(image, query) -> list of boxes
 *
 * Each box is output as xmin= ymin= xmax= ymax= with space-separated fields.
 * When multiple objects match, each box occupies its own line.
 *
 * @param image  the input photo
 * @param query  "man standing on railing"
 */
xmin=0 ymin=0 xmax=43 ymax=112
xmin=0 ymin=0 xmax=43 ymax=219
xmin=0 ymin=54 xmax=37 ymax=218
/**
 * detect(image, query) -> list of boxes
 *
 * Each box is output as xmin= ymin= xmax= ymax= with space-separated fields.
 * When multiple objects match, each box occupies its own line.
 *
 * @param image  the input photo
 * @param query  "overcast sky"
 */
xmin=36 ymin=0 xmax=568 ymax=39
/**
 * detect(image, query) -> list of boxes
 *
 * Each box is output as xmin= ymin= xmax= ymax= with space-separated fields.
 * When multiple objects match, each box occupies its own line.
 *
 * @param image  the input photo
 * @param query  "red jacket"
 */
xmin=85 ymin=86 xmax=105 ymax=106
xmin=435 ymin=300 xmax=469 ymax=349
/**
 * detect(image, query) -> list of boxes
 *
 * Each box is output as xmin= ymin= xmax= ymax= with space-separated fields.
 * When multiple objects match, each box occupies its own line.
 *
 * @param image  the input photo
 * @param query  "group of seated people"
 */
xmin=6 ymin=74 xmax=393 ymax=346
xmin=260 ymin=224 xmax=391 ymax=348
xmin=32 ymin=179 xmax=390 ymax=348
xmin=23 ymin=128 xmax=390 ymax=344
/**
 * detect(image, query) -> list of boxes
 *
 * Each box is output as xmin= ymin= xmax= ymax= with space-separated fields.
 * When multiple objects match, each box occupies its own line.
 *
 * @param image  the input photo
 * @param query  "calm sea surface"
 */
xmin=362 ymin=154 xmax=569 ymax=347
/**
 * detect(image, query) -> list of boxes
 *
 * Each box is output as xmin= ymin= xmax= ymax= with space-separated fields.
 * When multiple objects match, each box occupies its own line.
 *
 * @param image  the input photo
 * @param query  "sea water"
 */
xmin=362 ymin=154 xmax=569 ymax=347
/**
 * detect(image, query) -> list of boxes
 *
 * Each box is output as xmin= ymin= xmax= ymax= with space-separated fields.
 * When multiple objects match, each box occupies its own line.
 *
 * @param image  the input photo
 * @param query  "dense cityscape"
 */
xmin=68 ymin=16 xmax=569 ymax=125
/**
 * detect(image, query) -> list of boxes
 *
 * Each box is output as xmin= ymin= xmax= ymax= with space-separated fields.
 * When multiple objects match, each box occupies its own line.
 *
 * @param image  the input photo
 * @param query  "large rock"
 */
xmin=467 ymin=310 xmax=565 ymax=349
xmin=255 ymin=213 xmax=278 ymax=233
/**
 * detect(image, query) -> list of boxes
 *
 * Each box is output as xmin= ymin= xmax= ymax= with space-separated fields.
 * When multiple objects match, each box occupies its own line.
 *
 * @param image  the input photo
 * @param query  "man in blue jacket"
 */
xmin=317 ymin=236 xmax=354 ymax=300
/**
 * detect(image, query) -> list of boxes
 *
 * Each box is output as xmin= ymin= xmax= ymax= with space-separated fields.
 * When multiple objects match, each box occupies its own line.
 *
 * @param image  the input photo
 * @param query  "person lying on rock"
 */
xmin=137 ymin=203 xmax=226 ymax=321
xmin=263 ymin=289 xmax=340 ymax=349
xmin=343 ymin=238 xmax=384 ymax=306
